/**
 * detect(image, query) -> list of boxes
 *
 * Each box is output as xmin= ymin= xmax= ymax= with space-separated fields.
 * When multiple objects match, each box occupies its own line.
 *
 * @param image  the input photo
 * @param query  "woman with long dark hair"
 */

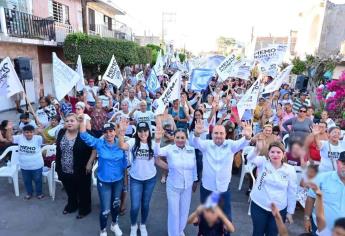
xmin=56 ymin=113 xmax=93 ymax=218
xmin=118 ymin=120 xmax=157 ymax=236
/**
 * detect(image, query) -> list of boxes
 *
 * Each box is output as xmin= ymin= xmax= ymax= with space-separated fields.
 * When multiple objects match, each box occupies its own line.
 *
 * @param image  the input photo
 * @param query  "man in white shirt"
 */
xmin=85 ymin=79 xmax=99 ymax=106
xmin=124 ymin=88 xmax=141 ymax=112
xmin=130 ymin=101 xmax=155 ymax=132
xmin=193 ymin=121 xmax=252 ymax=235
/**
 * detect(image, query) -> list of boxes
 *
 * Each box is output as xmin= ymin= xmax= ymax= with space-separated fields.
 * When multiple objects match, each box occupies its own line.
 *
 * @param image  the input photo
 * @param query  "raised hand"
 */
xmin=194 ymin=119 xmax=204 ymax=137
xmin=118 ymin=118 xmax=129 ymax=135
xmin=154 ymin=117 xmax=164 ymax=141
xmin=312 ymin=124 xmax=320 ymax=136
xmin=241 ymin=121 xmax=253 ymax=140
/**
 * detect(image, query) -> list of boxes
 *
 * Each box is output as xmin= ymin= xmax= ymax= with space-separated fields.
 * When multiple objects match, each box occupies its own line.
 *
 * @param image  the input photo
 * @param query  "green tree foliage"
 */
xmin=178 ymin=53 xmax=186 ymax=63
xmin=63 ymin=33 xmax=152 ymax=68
xmin=146 ymin=44 xmax=163 ymax=65
xmin=291 ymin=57 xmax=306 ymax=75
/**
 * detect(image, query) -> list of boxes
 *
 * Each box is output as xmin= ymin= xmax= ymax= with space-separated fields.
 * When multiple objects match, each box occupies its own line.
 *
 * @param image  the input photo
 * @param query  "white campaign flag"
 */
xmin=154 ymin=50 xmax=165 ymax=76
xmin=53 ymin=53 xmax=80 ymax=101
xmin=75 ymin=55 xmax=85 ymax=91
xmin=103 ymin=55 xmax=123 ymax=88
xmin=216 ymin=54 xmax=240 ymax=81
xmin=154 ymin=71 xmax=181 ymax=115
xmin=0 ymin=57 xmax=24 ymax=98
xmin=262 ymin=65 xmax=293 ymax=94
xmin=237 ymin=78 xmax=261 ymax=119
xmin=136 ymin=71 xmax=144 ymax=82
xmin=254 ymin=44 xmax=288 ymax=78
xmin=229 ymin=59 xmax=254 ymax=80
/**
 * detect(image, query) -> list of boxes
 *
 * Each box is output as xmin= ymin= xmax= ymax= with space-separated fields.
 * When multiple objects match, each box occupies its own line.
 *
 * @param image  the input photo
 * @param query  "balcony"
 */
xmin=0 ymin=7 xmax=55 ymax=41
xmin=55 ymin=22 xmax=75 ymax=43
xmin=88 ymin=20 xmax=133 ymax=41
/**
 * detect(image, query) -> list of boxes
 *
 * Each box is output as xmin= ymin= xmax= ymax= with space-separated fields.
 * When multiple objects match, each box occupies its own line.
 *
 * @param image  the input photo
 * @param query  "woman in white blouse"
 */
xmin=247 ymin=141 xmax=297 ymax=236
xmin=154 ymin=119 xmax=197 ymax=236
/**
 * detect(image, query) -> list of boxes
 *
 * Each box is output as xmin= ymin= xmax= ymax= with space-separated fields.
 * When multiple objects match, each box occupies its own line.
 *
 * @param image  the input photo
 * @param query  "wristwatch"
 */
xmin=304 ymin=215 xmax=311 ymax=221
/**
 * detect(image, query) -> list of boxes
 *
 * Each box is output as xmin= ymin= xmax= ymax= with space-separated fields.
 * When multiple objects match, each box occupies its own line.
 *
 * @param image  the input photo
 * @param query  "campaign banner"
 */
xmin=216 ymin=54 xmax=240 ymax=81
xmin=75 ymin=55 xmax=85 ymax=91
xmin=154 ymin=50 xmax=164 ymax=76
xmin=146 ymin=69 xmax=160 ymax=94
xmin=262 ymin=65 xmax=293 ymax=94
xmin=190 ymin=68 xmax=214 ymax=91
xmin=155 ymin=71 xmax=181 ymax=115
xmin=53 ymin=53 xmax=80 ymax=101
xmin=136 ymin=71 xmax=144 ymax=81
xmin=0 ymin=57 xmax=24 ymax=98
xmin=229 ymin=59 xmax=254 ymax=80
xmin=103 ymin=55 xmax=123 ymax=88
xmin=237 ymin=78 xmax=261 ymax=119
xmin=254 ymin=44 xmax=287 ymax=77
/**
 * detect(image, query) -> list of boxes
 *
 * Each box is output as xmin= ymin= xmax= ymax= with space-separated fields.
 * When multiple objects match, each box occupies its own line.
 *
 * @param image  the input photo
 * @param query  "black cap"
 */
xmin=339 ymin=151 xmax=345 ymax=162
xmin=137 ymin=122 xmax=149 ymax=132
xmin=102 ymin=123 xmax=115 ymax=132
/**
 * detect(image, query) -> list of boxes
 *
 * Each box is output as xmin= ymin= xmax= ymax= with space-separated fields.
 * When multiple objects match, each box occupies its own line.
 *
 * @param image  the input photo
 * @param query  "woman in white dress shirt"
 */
xmin=247 ymin=141 xmax=297 ymax=236
xmin=154 ymin=119 xmax=197 ymax=236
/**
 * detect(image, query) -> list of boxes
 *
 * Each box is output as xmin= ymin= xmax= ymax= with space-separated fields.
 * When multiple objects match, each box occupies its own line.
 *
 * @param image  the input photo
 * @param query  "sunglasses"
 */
xmin=164 ymin=129 xmax=174 ymax=135
xmin=299 ymin=110 xmax=307 ymax=113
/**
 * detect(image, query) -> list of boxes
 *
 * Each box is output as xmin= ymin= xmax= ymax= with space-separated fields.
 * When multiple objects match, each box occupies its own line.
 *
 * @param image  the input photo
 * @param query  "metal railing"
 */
xmin=3 ymin=8 xmax=55 ymax=41
xmin=89 ymin=24 xmax=116 ymax=38
xmin=55 ymin=22 xmax=74 ymax=43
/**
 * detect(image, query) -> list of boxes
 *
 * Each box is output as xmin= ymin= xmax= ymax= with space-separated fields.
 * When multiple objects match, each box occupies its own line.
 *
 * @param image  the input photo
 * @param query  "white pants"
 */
xmin=167 ymin=184 xmax=192 ymax=236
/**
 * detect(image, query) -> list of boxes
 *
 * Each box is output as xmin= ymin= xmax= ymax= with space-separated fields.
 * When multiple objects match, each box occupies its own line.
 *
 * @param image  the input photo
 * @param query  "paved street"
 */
xmin=0 ymin=168 xmax=304 ymax=236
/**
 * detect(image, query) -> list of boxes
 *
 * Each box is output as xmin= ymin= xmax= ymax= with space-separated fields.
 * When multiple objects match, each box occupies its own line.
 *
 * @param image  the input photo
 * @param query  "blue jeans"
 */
xmin=21 ymin=168 xmax=43 ymax=196
xmin=97 ymin=178 xmax=124 ymax=230
xmin=251 ymin=201 xmax=287 ymax=236
xmin=200 ymin=184 xmax=232 ymax=236
xmin=130 ymin=175 xmax=156 ymax=225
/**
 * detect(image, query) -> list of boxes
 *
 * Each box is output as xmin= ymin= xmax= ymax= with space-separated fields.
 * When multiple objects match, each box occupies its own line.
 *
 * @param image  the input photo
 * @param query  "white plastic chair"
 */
xmin=0 ymin=146 xmax=20 ymax=196
xmin=50 ymin=161 xmax=61 ymax=200
xmin=238 ymin=146 xmax=256 ymax=191
xmin=41 ymin=145 xmax=56 ymax=197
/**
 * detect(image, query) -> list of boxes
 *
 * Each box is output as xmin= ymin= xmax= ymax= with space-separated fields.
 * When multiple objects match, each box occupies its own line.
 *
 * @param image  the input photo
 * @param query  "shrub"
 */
xmin=63 ymin=33 xmax=152 ymax=68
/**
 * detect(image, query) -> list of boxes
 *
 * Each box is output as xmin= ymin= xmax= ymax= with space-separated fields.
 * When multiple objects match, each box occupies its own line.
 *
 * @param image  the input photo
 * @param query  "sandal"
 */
xmin=37 ymin=194 xmax=45 ymax=199
xmin=24 ymin=195 xmax=32 ymax=200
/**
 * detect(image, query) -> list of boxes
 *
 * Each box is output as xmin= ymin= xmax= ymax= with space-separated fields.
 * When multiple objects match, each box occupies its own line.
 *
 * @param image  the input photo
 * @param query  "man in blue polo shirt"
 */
xmin=304 ymin=151 xmax=345 ymax=235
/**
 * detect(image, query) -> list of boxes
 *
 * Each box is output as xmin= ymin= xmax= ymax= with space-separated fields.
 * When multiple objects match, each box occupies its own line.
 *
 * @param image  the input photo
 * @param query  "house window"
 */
xmin=53 ymin=1 xmax=69 ymax=24
xmin=104 ymin=15 xmax=112 ymax=30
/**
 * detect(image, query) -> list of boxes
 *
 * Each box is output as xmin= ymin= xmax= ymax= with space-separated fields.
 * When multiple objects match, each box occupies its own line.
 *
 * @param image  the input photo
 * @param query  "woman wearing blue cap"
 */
xmin=77 ymin=114 xmax=126 ymax=236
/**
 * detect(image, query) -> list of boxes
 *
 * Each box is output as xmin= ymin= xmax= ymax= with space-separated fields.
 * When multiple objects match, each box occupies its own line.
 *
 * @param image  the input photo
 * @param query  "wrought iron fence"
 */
xmin=4 ymin=8 xmax=56 ymax=41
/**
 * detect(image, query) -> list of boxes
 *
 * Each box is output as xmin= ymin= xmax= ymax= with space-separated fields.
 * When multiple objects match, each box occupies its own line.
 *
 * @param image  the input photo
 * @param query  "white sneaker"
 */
xmin=110 ymin=223 xmax=123 ymax=236
xmin=139 ymin=224 xmax=148 ymax=236
xmin=130 ymin=224 xmax=138 ymax=236
xmin=100 ymin=230 xmax=107 ymax=236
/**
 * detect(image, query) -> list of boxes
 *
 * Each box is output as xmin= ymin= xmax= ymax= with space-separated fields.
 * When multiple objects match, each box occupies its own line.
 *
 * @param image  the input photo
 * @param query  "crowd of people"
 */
xmin=0 ymin=66 xmax=345 ymax=236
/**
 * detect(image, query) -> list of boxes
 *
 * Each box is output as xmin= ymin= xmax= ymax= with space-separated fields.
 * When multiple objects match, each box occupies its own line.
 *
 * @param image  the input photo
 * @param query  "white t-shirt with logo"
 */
xmin=13 ymin=135 xmax=44 ymax=170
xmin=319 ymin=140 xmax=345 ymax=172
xmin=133 ymin=110 xmax=154 ymax=131
xmin=127 ymin=139 xmax=156 ymax=181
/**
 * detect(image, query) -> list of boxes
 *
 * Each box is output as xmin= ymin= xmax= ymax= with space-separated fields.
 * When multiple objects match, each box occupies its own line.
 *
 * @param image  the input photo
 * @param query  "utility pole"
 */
xmin=161 ymin=12 xmax=176 ymax=45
